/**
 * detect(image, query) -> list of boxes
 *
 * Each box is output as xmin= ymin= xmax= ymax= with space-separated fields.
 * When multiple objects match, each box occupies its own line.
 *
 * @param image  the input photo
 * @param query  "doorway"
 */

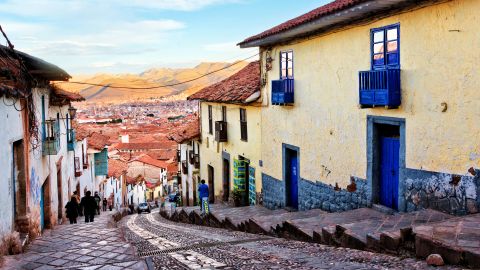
xmin=207 ymin=165 xmax=215 ymax=203
xmin=283 ymin=144 xmax=299 ymax=209
xmin=12 ymin=140 xmax=26 ymax=231
xmin=367 ymin=116 xmax=405 ymax=212
xmin=41 ymin=177 xmax=51 ymax=230
xmin=57 ymin=164 xmax=63 ymax=220
xmin=222 ymin=158 xmax=230 ymax=202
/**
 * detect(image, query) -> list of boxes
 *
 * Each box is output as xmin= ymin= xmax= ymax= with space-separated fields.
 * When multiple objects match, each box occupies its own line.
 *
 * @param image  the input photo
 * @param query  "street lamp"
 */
xmin=68 ymin=105 xmax=77 ymax=119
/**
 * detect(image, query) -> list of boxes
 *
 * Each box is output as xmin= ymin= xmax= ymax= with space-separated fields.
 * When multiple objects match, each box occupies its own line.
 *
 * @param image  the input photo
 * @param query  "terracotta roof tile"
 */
xmin=239 ymin=0 xmax=368 ymax=45
xmin=108 ymin=159 xmax=128 ymax=179
xmin=114 ymin=142 xmax=175 ymax=151
xmin=168 ymin=115 xmax=200 ymax=143
xmin=188 ymin=61 xmax=260 ymax=104
xmin=87 ymin=132 xmax=111 ymax=151
xmin=130 ymin=154 xmax=168 ymax=169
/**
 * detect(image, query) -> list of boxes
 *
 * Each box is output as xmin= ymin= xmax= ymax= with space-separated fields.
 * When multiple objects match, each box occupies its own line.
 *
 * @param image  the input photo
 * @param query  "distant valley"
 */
xmin=61 ymin=61 xmax=249 ymax=104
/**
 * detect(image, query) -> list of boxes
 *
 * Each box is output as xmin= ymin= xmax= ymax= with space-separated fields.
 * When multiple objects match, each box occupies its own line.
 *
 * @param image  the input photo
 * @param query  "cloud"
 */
xmin=123 ymin=0 xmax=240 ymax=11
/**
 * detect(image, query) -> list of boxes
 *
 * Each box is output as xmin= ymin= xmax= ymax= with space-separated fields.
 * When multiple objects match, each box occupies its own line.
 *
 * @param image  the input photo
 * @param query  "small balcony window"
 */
xmin=42 ymin=120 xmax=60 ymax=156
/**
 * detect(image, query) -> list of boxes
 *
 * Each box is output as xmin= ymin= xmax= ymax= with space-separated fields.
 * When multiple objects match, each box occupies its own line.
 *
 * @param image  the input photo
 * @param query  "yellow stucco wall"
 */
xmin=199 ymin=102 xmax=262 ymax=199
xmin=261 ymin=0 xmax=480 ymax=188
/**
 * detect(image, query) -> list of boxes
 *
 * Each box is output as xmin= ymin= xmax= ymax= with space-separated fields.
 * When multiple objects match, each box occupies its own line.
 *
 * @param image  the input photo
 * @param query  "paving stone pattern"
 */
xmin=122 ymin=210 xmax=462 ymax=270
xmin=333 ymin=209 xmax=453 ymax=250
xmin=2 ymin=212 xmax=147 ymax=270
xmin=414 ymin=213 xmax=480 ymax=268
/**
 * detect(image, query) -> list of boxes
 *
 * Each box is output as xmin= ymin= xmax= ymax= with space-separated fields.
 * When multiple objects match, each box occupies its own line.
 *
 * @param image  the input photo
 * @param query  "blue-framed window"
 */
xmin=280 ymin=50 xmax=293 ymax=79
xmin=371 ymin=24 xmax=399 ymax=69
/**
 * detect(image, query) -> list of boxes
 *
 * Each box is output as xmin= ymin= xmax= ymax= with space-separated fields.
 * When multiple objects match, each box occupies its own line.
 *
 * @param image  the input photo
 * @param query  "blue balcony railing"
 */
xmin=42 ymin=120 xmax=60 ymax=156
xmin=359 ymin=68 xmax=400 ymax=107
xmin=94 ymin=149 xmax=108 ymax=176
xmin=67 ymin=129 xmax=76 ymax=151
xmin=272 ymin=78 xmax=294 ymax=105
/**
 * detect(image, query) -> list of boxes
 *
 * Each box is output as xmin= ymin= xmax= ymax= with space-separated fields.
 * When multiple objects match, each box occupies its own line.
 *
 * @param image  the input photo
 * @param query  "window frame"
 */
xmin=279 ymin=50 xmax=294 ymax=79
xmin=240 ymin=108 xmax=247 ymax=142
xmin=370 ymin=23 xmax=400 ymax=70
xmin=208 ymin=105 xmax=213 ymax=135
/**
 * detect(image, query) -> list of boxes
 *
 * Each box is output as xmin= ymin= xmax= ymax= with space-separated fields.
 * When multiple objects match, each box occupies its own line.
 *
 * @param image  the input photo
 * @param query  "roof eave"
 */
xmin=239 ymin=0 xmax=423 ymax=48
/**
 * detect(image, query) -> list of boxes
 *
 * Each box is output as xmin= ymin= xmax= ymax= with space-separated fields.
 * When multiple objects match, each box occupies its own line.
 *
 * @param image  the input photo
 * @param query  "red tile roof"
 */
xmin=87 ymin=132 xmax=111 ymax=151
xmin=130 ymin=154 xmax=167 ymax=169
xmin=113 ymin=142 xmax=175 ymax=151
xmin=50 ymin=84 xmax=85 ymax=102
xmin=108 ymin=159 xmax=128 ymax=179
xmin=168 ymin=115 xmax=200 ymax=143
xmin=239 ymin=0 xmax=368 ymax=46
xmin=188 ymin=61 xmax=260 ymax=104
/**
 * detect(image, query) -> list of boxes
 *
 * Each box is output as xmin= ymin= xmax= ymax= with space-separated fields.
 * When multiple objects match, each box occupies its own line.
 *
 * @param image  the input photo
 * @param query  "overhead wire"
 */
xmin=55 ymin=53 xmax=259 ymax=92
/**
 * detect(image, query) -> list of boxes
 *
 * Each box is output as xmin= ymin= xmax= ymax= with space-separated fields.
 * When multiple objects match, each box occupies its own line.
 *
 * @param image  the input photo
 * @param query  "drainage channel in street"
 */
xmin=136 ymin=236 xmax=274 ymax=257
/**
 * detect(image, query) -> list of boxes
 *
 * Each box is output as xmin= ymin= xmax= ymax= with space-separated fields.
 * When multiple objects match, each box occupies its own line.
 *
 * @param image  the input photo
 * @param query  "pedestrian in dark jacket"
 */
xmin=102 ymin=198 xmax=108 ymax=211
xmin=65 ymin=196 xmax=79 ymax=224
xmin=80 ymin=191 xmax=97 ymax=223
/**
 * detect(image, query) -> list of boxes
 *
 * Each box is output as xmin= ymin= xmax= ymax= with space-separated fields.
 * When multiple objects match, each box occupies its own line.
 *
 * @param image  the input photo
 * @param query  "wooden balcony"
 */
xmin=74 ymin=157 xmax=82 ymax=177
xmin=359 ymin=68 xmax=401 ymax=108
xmin=42 ymin=120 xmax=60 ymax=156
xmin=271 ymin=78 xmax=294 ymax=105
xmin=67 ymin=129 xmax=76 ymax=151
xmin=215 ymin=121 xmax=227 ymax=142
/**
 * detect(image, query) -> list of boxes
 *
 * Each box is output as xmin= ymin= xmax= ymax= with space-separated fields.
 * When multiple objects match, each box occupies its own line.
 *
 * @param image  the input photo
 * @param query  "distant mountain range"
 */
xmin=61 ymin=61 xmax=249 ymax=104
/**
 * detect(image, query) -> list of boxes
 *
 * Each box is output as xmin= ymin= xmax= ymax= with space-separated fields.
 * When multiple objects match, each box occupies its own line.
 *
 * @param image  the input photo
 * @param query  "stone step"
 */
xmin=281 ymin=208 xmax=385 ymax=242
xmin=413 ymin=213 xmax=480 ymax=268
xmin=224 ymin=207 xmax=287 ymax=231
xmin=246 ymin=209 xmax=325 ymax=235
xmin=367 ymin=209 xmax=452 ymax=252
xmin=331 ymin=209 xmax=452 ymax=251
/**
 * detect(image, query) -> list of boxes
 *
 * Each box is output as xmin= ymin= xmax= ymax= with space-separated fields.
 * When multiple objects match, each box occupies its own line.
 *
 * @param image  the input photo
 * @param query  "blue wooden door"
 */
xmin=40 ymin=185 xmax=44 ymax=230
xmin=289 ymin=155 xmax=299 ymax=209
xmin=380 ymin=137 xmax=399 ymax=210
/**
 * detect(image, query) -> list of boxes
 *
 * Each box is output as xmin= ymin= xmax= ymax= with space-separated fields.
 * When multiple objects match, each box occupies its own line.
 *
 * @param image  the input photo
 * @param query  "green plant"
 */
xmin=232 ymin=189 xmax=242 ymax=201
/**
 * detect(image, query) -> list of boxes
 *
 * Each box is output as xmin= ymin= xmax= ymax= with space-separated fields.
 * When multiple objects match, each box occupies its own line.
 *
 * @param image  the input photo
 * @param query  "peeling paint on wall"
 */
xmin=404 ymin=168 xmax=478 ymax=215
xmin=30 ymin=168 xmax=41 ymax=204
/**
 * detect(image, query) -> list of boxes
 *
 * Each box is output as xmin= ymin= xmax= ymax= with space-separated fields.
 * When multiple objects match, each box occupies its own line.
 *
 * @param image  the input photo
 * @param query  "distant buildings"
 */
xmin=189 ymin=61 xmax=262 ymax=206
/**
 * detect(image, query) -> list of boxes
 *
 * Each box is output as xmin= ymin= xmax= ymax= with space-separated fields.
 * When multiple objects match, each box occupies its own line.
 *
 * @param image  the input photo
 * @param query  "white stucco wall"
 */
xmin=0 ymin=99 xmax=24 ymax=237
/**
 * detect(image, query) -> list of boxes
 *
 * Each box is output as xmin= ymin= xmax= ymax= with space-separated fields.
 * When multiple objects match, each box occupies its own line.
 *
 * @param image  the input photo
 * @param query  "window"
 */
xmin=208 ymin=105 xmax=213 ymax=134
xmin=240 ymin=108 xmax=247 ymax=141
xmin=280 ymin=50 xmax=293 ymax=79
xmin=222 ymin=106 xmax=227 ymax=122
xmin=371 ymin=24 xmax=399 ymax=69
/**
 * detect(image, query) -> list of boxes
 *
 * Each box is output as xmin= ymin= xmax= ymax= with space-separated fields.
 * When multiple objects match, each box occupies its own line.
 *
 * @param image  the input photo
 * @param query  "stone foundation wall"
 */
xmin=298 ymin=177 xmax=370 ymax=212
xmin=262 ymin=173 xmax=369 ymax=211
xmin=262 ymin=169 xmax=480 ymax=215
xmin=404 ymin=168 xmax=479 ymax=215
xmin=262 ymin=174 xmax=285 ymax=209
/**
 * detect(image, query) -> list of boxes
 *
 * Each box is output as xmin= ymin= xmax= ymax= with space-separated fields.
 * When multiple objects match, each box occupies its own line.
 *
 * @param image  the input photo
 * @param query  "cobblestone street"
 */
xmin=121 ymin=210 xmax=464 ymax=270
xmin=2 ymin=212 xmax=147 ymax=270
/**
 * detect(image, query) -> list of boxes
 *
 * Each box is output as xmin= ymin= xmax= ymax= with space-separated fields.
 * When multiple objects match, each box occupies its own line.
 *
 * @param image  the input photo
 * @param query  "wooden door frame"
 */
xmin=367 ymin=116 xmax=406 ymax=212
xmin=282 ymin=143 xmax=300 ymax=209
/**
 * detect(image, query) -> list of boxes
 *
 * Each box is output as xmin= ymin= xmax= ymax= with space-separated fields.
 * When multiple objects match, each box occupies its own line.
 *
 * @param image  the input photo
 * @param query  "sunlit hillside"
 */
xmin=60 ymin=61 xmax=249 ymax=104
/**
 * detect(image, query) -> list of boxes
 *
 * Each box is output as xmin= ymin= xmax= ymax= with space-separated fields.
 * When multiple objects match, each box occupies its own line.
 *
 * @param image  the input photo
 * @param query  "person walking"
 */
xmin=94 ymin=192 xmax=101 ymax=215
xmin=65 ymin=196 xmax=79 ymax=224
xmin=102 ymin=198 xmax=108 ymax=211
xmin=198 ymin=180 xmax=210 ymax=215
xmin=73 ymin=191 xmax=82 ymax=216
xmin=80 ymin=191 xmax=97 ymax=223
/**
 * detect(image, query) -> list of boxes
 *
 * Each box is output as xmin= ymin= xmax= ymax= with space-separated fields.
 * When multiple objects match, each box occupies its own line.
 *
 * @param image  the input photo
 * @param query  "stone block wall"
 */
xmin=298 ymin=177 xmax=370 ymax=212
xmin=261 ymin=174 xmax=285 ymax=209
xmin=404 ymin=168 xmax=479 ymax=215
xmin=262 ymin=173 xmax=369 ymax=212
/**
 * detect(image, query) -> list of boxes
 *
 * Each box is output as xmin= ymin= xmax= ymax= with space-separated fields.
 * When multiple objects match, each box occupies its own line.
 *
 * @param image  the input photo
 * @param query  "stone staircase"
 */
xmin=160 ymin=205 xmax=480 ymax=268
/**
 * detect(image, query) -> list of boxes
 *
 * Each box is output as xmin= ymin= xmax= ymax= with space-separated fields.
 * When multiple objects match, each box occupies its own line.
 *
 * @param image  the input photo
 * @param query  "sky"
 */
xmin=0 ymin=0 xmax=332 ymax=75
